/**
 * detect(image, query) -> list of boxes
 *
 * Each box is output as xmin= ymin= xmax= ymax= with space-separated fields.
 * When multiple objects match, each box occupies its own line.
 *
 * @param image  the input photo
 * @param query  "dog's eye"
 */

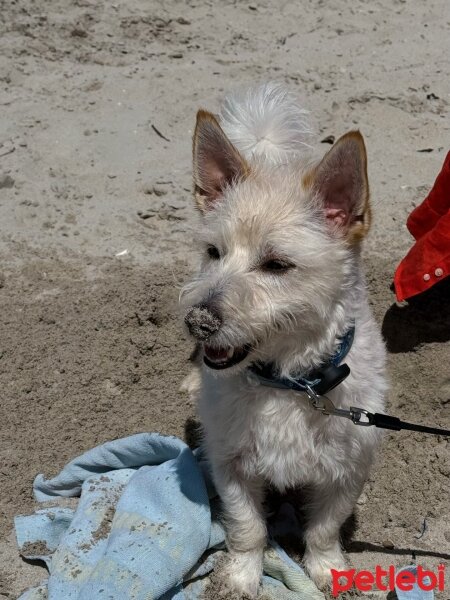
xmin=261 ymin=259 xmax=294 ymax=273
xmin=207 ymin=245 xmax=221 ymax=260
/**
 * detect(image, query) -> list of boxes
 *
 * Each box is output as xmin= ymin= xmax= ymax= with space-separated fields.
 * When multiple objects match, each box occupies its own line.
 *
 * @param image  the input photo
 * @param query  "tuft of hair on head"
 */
xmin=219 ymin=82 xmax=314 ymax=166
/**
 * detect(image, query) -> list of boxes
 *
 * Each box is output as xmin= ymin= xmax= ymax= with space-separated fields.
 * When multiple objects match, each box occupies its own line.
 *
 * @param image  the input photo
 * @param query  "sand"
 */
xmin=0 ymin=0 xmax=449 ymax=598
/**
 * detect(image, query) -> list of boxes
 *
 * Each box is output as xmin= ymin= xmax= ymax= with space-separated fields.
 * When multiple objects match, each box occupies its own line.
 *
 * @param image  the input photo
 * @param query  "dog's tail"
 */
xmin=219 ymin=82 xmax=314 ymax=165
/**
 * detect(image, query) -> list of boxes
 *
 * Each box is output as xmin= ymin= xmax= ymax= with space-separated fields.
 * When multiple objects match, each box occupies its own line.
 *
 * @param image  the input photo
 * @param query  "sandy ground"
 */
xmin=0 ymin=0 xmax=449 ymax=598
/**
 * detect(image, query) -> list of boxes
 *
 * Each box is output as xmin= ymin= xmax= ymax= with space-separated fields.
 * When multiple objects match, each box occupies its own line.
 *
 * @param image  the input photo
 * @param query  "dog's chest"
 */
xmin=200 ymin=376 xmax=354 ymax=490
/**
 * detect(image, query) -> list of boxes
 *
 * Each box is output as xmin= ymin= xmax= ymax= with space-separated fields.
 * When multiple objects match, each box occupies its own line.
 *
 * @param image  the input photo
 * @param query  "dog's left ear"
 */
xmin=303 ymin=131 xmax=370 ymax=244
xmin=193 ymin=110 xmax=249 ymax=213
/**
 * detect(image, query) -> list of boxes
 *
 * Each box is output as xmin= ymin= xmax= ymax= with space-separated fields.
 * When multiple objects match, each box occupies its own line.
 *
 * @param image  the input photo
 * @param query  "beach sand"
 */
xmin=0 ymin=1 xmax=449 ymax=597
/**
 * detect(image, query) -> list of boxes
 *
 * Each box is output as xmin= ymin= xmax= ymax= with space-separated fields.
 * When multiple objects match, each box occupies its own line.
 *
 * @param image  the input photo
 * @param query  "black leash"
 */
xmin=248 ymin=324 xmax=449 ymax=438
xmin=364 ymin=411 xmax=450 ymax=437
xmin=249 ymin=361 xmax=450 ymax=438
xmin=302 ymin=380 xmax=450 ymax=437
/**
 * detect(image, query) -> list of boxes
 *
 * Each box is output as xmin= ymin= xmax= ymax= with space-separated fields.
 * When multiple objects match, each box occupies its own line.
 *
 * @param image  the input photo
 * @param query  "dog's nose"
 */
xmin=184 ymin=305 xmax=222 ymax=341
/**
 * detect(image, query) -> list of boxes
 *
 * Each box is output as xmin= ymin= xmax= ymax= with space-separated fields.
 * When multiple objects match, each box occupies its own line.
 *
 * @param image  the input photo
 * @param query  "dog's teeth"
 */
xmin=227 ymin=347 xmax=234 ymax=358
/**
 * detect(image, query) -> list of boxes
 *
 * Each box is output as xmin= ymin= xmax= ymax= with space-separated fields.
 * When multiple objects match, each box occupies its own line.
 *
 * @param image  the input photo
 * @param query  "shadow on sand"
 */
xmin=382 ymin=278 xmax=450 ymax=353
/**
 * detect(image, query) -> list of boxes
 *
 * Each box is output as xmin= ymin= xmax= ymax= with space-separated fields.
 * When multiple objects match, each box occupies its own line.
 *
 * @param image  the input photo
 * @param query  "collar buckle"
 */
xmin=305 ymin=363 xmax=350 ymax=396
xmin=248 ymin=325 xmax=355 ymax=397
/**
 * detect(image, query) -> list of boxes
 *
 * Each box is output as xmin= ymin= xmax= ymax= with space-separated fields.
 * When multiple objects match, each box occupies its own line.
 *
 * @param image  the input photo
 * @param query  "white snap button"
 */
xmin=423 ymin=273 xmax=431 ymax=281
xmin=435 ymin=268 xmax=443 ymax=277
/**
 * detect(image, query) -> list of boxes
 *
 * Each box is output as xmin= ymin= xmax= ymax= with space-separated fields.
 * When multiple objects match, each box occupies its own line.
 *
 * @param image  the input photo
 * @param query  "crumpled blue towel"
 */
xmin=15 ymin=433 xmax=324 ymax=600
xmin=14 ymin=433 xmax=434 ymax=600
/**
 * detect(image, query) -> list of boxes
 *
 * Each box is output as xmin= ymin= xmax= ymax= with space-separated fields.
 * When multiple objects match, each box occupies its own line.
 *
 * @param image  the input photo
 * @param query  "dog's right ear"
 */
xmin=193 ymin=110 xmax=249 ymax=212
xmin=302 ymin=131 xmax=371 ymax=244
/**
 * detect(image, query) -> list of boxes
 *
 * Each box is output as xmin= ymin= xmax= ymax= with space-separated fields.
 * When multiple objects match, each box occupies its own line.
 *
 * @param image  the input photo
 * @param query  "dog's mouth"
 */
xmin=203 ymin=344 xmax=251 ymax=370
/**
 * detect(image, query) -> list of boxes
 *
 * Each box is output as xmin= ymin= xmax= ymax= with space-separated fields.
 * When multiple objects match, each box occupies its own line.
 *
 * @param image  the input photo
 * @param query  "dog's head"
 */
xmin=181 ymin=109 xmax=370 ymax=373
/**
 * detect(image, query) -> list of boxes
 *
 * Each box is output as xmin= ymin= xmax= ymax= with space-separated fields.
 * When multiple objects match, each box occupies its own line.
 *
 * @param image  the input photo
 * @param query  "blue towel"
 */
xmin=14 ymin=433 xmax=434 ymax=600
xmin=15 ymin=433 xmax=324 ymax=600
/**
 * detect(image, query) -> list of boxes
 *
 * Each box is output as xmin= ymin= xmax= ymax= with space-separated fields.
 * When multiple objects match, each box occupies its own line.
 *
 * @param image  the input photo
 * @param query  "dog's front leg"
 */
xmin=213 ymin=460 xmax=266 ymax=597
xmin=303 ymin=479 xmax=362 ymax=588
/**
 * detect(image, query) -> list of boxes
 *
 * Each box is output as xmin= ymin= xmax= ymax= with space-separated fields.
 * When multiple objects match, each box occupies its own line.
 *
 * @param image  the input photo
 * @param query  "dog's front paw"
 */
xmin=220 ymin=549 xmax=263 ymax=598
xmin=179 ymin=367 xmax=201 ymax=397
xmin=304 ymin=546 xmax=347 ymax=590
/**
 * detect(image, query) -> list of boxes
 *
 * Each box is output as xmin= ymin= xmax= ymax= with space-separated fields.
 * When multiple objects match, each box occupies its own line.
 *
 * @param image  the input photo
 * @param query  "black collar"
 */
xmin=248 ymin=326 xmax=355 ymax=396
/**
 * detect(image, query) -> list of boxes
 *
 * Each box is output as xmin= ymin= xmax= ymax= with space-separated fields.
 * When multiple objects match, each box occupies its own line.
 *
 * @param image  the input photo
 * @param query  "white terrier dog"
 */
xmin=181 ymin=83 xmax=386 ymax=596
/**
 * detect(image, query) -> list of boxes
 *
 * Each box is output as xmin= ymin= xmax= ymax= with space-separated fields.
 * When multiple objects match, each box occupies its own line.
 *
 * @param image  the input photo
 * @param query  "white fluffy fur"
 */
xmin=220 ymin=82 xmax=314 ymax=165
xmin=181 ymin=84 xmax=386 ymax=597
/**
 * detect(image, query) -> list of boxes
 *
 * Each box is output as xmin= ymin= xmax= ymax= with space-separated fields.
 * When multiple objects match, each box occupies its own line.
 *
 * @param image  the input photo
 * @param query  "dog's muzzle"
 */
xmin=184 ymin=305 xmax=222 ymax=341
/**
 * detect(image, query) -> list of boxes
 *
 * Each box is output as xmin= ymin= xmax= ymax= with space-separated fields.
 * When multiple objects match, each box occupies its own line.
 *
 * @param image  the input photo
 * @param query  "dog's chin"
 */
xmin=203 ymin=343 xmax=252 ymax=371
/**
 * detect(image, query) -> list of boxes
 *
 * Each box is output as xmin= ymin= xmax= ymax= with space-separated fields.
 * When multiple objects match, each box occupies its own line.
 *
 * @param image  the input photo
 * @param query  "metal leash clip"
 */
xmin=304 ymin=383 xmax=374 ymax=426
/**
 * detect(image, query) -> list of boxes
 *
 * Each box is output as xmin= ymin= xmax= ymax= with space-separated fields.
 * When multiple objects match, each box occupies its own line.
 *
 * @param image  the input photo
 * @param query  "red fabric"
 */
xmin=394 ymin=151 xmax=450 ymax=302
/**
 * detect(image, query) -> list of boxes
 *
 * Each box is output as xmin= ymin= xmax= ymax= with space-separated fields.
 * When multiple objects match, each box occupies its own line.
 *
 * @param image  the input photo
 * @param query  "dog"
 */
xmin=180 ymin=83 xmax=386 ymax=596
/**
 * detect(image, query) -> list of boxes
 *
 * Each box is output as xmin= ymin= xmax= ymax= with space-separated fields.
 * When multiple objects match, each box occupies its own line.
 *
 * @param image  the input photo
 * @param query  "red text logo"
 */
xmin=331 ymin=564 xmax=445 ymax=597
